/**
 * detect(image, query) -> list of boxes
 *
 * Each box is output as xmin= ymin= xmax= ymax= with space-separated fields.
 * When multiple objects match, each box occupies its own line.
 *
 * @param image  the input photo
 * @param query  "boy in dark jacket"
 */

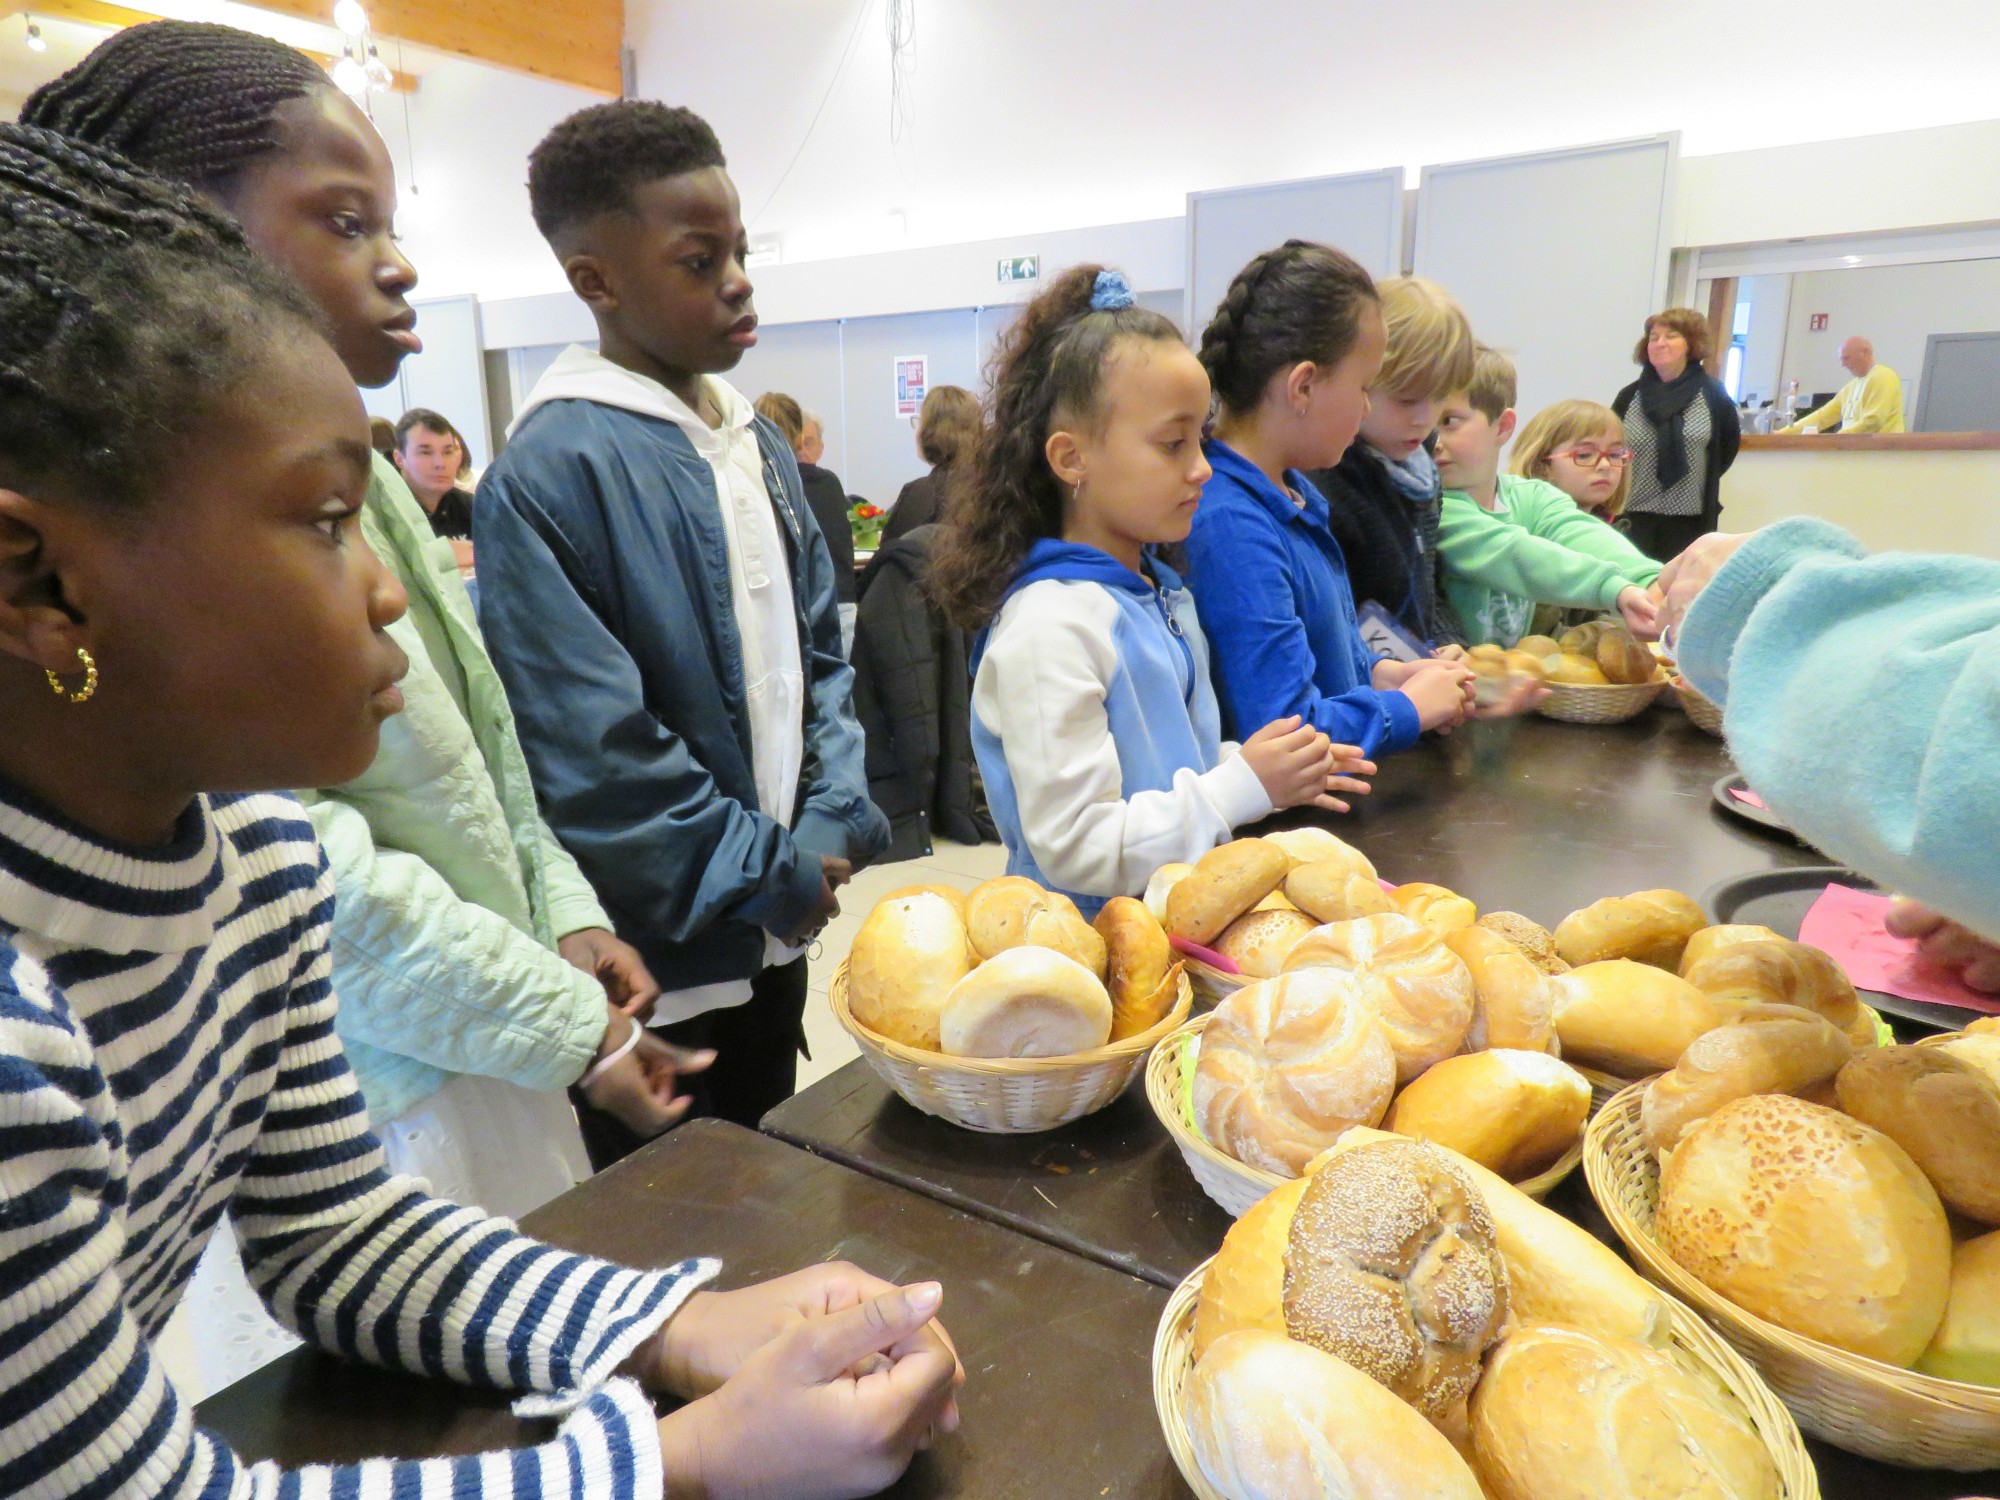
xmin=475 ymin=101 xmax=888 ymax=1151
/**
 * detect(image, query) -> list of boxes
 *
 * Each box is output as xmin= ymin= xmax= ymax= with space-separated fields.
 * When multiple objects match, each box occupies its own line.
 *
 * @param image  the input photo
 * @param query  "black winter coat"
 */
xmin=798 ymin=462 xmax=856 ymax=604
xmin=1306 ymin=446 xmax=1467 ymax=650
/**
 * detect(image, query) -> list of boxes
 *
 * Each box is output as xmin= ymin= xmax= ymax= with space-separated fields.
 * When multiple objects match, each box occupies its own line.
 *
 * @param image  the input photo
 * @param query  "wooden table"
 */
xmin=198 ymin=1120 xmax=1192 ymax=1499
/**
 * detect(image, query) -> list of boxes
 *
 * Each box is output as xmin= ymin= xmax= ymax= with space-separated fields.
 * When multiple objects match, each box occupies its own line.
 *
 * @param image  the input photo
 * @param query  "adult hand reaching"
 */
xmin=1650 ymin=531 xmax=1752 ymax=643
xmin=1886 ymin=899 xmax=2000 ymax=993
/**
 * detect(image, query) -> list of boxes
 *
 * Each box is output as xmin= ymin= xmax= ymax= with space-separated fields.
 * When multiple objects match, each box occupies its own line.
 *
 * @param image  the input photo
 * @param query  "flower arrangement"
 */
xmin=849 ymin=499 xmax=888 ymax=551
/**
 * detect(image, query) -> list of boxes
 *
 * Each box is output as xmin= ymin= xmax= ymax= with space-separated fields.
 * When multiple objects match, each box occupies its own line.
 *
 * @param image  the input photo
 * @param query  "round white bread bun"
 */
xmin=962 ymin=876 xmax=1107 ymax=976
xmin=1283 ymin=913 xmax=1475 ymax=1083
xmin=847 ymin=890 xmax=974 ymax=1051
xmin=1261 ymin=826 xmax=1377 ymax=881
xmin=1385 ymin=1049 xmax=1590 ymax=1180
xmin=1837 ymin=1043 xmax=2000 ymax=1224
xmin=1143 ymin=862 xmax=1195 ymax=924
xmin=1214 ymin=908 xmax=1320 ymax=979
xmin=937 ymin=946 xmax=1113 ymax=1059
xmin=1284 ymin=860 xmax=1395 ymax=925
xmin=1186 ymin=1330 xmax=1483 ymax=1500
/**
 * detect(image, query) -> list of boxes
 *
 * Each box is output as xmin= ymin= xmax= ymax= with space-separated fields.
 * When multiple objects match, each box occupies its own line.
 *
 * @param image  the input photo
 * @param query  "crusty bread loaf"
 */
xmin=1596 ymin=630 xmax=1659 ymax=685
xmin=1284 ymin=859 xmax=1395 ymax=924
xmin=1142 ymin=862 xmax=1193 ymax=923
xmin=1261 ymin=826 xmax=1376 ymax=881
xmin=1682 ymin=935 xmax=1872 ymax=1048
xmin=1387 ymin=881 xmax=1478 ymax=936
xmin=1191 ymin=1175 xmax=1310 ymax=1359
xmin=1093 ymin=897 xmax=1175 ymax=1041
xmin=1916 ymin=1228 xmax=2000 ymax=1386
xmin=1555 ymin=889 xmax=1706 ymax=970
xmin=937 ymin=947 xmax=1113 ymax=1058
xmin=1283 ymin=913 xmax=1475 ymax=1082
xmin=1552 ymin=959 xmax=1727 ymax=1076
xmin=1642 ymin=1004 xmax=1854 ymax=1155
xmin=1283 ymin=1139 xmax=1509 ymax=1421
xmin=1214 ymin=907 xmax=1320 ymax=979
xmin=1837 ymin=1044 xmax=2000 ymax=1224
xmin=1444 ymin=925 xmax=1557 ymax=1053
xmin=1187 ymin=1331 xmax=1484 ymax=1500
xmin=1386 ymin=1049 xmax=1589 ymax=1179
xmin=1166 ymin=838 xmax=1290 ymax=945
xmin=1658 ymin=1095 xmax=1952 ymax=1365
xmin=1678 ymin=922 xmax=1782 ymax=975
xmin=962 ymin=876 xmax=1107 ymax=975
xmin=1475 ymin=910 xmax=1567 ymax=975
xmin=1194 ymin=970 xmax=1397 ymax=1175
xmin=847 ymin=890 xmax=975 ymax=1050
xmin=1471 ymin=1324 xmax=1781 ymax=1500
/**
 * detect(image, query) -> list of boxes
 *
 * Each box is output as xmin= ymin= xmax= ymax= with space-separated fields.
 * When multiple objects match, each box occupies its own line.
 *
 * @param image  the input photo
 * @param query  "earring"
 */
xmin=45 ymin=646 xmax=98 ymax=705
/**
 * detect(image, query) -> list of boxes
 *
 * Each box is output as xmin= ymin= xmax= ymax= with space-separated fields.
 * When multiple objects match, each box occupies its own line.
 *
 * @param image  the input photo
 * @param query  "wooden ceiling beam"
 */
xmin=249 ymin=0 xmax=622 ymax=96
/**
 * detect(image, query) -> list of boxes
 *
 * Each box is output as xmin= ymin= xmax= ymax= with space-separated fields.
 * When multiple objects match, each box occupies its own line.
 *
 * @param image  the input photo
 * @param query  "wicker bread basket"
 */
xmin=1152 ymin=1255 xmax=1820 ymax=1500
xmin=1535 ymin=676 xmax=1668 ymax=724
xmin=827 ymin=958 xmax=1191 ymax=1133
xmin=1674 ymin=676 xmax=1727 ymax=736
xmin=1586 ymin=1083 xmax=2000 ymax=1469
xmin=1181 ymin=956 xmax=1247 ymax=1008
xmin=1143 ymin=1017 xmax=1581 ymax=1218
xmin=1576 ymin=1062 xmax=1650 ymax=1113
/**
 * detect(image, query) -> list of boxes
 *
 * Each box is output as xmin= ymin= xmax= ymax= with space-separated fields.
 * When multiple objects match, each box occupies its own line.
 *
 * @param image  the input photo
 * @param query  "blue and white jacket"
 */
xmin=970 ymin=540 xmax=1274 ymax=914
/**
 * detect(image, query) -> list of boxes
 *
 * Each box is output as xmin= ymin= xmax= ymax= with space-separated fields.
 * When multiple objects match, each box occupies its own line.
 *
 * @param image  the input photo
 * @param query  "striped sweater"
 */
xmin=0 ymin=781 xmax=716 ymax=1498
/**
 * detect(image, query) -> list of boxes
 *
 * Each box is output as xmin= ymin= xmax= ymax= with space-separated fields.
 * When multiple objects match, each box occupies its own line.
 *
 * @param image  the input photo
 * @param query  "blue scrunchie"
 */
xmin=1091 ymin=269 xmax=1135 ymax=312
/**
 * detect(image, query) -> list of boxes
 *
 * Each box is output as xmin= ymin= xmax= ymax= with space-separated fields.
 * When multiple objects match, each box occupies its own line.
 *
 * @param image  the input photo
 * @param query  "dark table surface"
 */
xmin=197 ymin=1120 xmax=1192 ymax=1499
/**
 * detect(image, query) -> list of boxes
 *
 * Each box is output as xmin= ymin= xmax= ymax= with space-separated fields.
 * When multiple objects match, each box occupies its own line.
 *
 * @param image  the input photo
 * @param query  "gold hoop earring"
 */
xmin=45 ymin=647 xmax=98 ymax=705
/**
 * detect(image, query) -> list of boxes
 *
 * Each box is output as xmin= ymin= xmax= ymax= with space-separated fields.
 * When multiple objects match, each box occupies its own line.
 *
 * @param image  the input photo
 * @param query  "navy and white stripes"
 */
xmin=0 ymin=784 xmax=714 ymax=1498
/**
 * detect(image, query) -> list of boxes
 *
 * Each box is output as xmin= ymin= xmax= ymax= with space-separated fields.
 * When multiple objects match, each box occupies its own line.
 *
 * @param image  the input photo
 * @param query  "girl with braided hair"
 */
xmin=0 ymin=119 xmax=959 ymax=1500
xmin=1186 ymin=241 xmax=1475 ymax=758
xmin=931 ymin=265 xmax=1372 ymax=913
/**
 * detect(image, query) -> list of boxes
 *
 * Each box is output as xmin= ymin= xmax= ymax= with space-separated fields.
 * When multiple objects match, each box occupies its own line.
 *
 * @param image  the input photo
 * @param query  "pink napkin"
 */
xmin=1728 ymin=786 xmax=1769 ymax=811
xmin=1799 ymin=884 xmax=2000 ymax=1015
xmin=1169 ymin=936 xmax=1241 ymax=974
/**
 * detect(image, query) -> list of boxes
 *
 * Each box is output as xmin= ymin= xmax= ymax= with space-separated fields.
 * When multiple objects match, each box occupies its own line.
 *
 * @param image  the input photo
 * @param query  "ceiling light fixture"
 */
xmin=25 ymin=16 xmax=48 ymax=51
xmin=330 ymin=51 xmax=367 ymax=97
xmin=332 ymin=0 xmax=368 ymax=37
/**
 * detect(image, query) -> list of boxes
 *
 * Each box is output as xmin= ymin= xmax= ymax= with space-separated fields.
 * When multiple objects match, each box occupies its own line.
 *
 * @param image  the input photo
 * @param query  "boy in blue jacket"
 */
xmin=475 ymin=101 xmax=888 ymax=1151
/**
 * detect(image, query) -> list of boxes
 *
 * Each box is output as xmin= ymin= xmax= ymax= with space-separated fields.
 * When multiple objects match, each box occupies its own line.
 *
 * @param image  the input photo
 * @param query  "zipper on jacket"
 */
xmin=1147 ymin=576 xmax=1198 ymax=708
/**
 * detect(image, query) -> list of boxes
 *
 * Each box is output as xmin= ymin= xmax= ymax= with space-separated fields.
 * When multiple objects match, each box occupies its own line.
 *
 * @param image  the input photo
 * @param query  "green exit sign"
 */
xmin=997 ymin=255 xmax=1039 ymax=283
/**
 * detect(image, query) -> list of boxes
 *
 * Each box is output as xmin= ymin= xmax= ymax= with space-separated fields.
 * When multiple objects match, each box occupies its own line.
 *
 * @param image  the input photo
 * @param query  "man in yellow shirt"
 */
xmin=1783 ymin=336 xmax=1905 ymax=433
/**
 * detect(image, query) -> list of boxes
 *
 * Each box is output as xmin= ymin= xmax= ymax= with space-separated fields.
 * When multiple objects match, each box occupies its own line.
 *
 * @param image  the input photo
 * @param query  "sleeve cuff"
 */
xmin=1677 ymin=518 xmax=1866 ymax=704
xmin=515 ymin=1256 xmax=721 ymax=1418
xmin=548 ymin=894 xmax=615 ymax=944
xmin=1380 ymin=689 xmax=1424 ymax=752
xmin=1201 ymin=751 xmax=1278 ymax=829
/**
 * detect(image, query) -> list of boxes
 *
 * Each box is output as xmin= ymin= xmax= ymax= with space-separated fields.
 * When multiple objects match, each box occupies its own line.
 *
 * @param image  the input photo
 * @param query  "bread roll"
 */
xmin=1093 ymin=897 xmax=1177 ymax=1041
xmin=1387 ymin=881 xmax=1477 ymax=935
xmin=1837 ymin=1045 xmax=2000 ymax=1224
xmin=1444 ymin=925 xmax=1557 ymax=1053
xmin=1596 ymin=629 xmax=1658 ymax=685
xmin=1284 ymin=913 xmax=1475 ymax=1082
xmin=1516 ymin=633 xmax=1562 ymax=660
xmin=1283 ymin=1139 xmax=1509 ymax=1421
xmin=1558 ymin=620 xmax=1607 ymax=655
xmin=1917 ymin=1229 xmax=2000 ymax=1386
xmin=847 ymin=890 xmax=974 ymax=1050
xmin=1386 ymin=1049 xmax=1589 ymax=1179
xmin=1261 ymin=826 xmax=1376 ymax=880
xmin=1555 ymin=889 xmax=1706 ymax=970
xmin=1678 ymin=922 xmax=1782 ymax=975
xmin=1250 ymin=888 xmax=1299 ymax=912
xmin=1284 ymin=859 xmax=1395 ymax=924
xmin=1166 ymin=838 xmax=1290 ymax=945
xmin=1186 ymin=1331 xmax=1484 ymax=1500
xmin=1214 ymin=907 xmax=1320 ymax=979
xmin=1552 ymin=959 xmax=1726 ymax=1076
xmin=1471 ymin=1324 xmax=1781 ymax=1500
xmin=963 ymin=876 xmax=1107 ymax=975
xmin=1142 ymin=861 xmax=1193 ymax=923
xmin=879 ymin=883 xmax=967 ymax=915
xmin=1320 ymin=1127 xmax=1670 ymax=1347
xmin=1682 ymin=935 xmax=1872 ymax=1047
xmin=1194 ymin=970 xmax=1397 ymax=1175
xmin=1642 ymin=1004 xmax=1854 ymax=1154
xmin=1548 ymin=651 xmax=1609 ymax=685
xmin=1932 ymin=1027 xmax=2000 ymax=1088
xmin=1658 ymin=1095 xmax=1952 ymax=1365
xmin=1475 ymin=910 xmax=1567 ymax=975
xmin=1191 ymin=1175 xmax=1310 ymax=1359
xmin=937 ymin=947 xmax=1112 ymax=1058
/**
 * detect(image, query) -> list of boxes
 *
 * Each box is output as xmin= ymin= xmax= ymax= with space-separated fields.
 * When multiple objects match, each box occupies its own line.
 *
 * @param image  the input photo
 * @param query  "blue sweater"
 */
xmin=1187 ymin=440 xmax=1423 ymax=756
xmin=1679 ymin=516 xmax=2000 ymax=941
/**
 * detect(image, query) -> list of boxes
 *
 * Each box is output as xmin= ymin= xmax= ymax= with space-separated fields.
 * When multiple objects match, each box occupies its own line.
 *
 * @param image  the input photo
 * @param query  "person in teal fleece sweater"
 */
xmin=1434 ymin=348 xmax=1660 ymax=646
xmin=1661 ymin=518 xmax=2000 ymax=991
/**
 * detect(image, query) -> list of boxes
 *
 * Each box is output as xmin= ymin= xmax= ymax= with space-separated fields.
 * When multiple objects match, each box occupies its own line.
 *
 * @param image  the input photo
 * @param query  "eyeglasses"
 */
xmin=1551 ymin=446 xmax=1632 ymax=469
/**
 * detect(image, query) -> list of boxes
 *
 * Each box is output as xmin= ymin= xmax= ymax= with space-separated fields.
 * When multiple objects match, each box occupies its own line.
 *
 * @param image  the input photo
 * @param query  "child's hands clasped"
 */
xmin=1398 ymin=660 xmax=1477 ymax=733
xmin=1243 ymin=717 xmax=1336 ymax=811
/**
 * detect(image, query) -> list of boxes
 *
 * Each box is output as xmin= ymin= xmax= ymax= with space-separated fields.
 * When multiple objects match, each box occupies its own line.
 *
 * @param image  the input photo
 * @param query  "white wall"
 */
xmin=1778 ymin=258 xmax=2000 ymax=419
xmin=1735 ymin=274 xmax=1793 ymax=408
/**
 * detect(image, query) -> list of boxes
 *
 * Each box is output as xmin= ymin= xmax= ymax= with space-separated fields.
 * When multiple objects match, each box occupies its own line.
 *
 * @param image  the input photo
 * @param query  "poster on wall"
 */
xmin=894 ymin=354 xmax=928 ymax=418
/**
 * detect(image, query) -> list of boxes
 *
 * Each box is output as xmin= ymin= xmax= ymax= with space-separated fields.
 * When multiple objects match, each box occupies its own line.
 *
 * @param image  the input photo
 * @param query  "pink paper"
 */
xmin=1798 ymin=885 xmax=2000 ymax=1015
xmin=1728 ymin=786 xmax=1769 ymax=810
xmin=1170 ymin=936 xmax=1241 ymax=974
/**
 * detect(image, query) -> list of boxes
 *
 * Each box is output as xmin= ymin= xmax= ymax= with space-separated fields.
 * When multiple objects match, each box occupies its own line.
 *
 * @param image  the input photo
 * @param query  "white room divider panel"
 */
xmin=361 ymin=295 xmax=495 ymax=471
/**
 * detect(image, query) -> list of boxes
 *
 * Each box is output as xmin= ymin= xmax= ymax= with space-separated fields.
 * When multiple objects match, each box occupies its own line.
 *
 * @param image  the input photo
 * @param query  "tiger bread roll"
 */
xmin=1091 ymin=897 xmax=1178 ymax=1041
xmin=1658 ymin=1095 xmax=1951 ymax=1365
xmin=1192 ymin=1174 xmax=1310 ymax=1359
xmin=846 ymin=888 xmax=975 ymax=1050
xmin=1678 ymin=922 xmax=1781 ymax=975
xmin=1166 ymin=838 xmax=1290 ymax=946
xmin=1142 ymin=862 xmax=1192 ymax=923
xmin=937 ymin=946 xmax=1112 ymax=1058
xmin=1470 ymin=1324 xmax=1781 ymax=1500
xmin=1194 ymin=969 xmax=1396 ymax=1174
xmin=1552 ymin=960 xmax=1727 ymax=1076
xmin=1837 ymin=1044 xmax=2000 ymax=1224
xmin=1917 ymin=1228 xmax=2000 ymax=1386
xmin=1185 ymin=1331 xmax=1483 ymax=1500
xmin=1260 ymin=825 xmax=1376 ymax=881
xmin=1443 ymin=925 xmax=1556 ymax=1053
xmin=1284 ymin=913 xmax=1475 ymax=1082
xmin=1386 ymin=880 xmax=1477 ymax=936
xmin=1642 ymin=1003 xmax=1853 ymax=1155
xmin=1283 ymin=1139 xmax=1508 ymax=1424
xmin=1474 ymin=910 xmax=1566 ymax=975
xmin=1595 ymin=627 xmax=1659 ymax=686
xmin=1283 ymin=859 xmax=1394 ymax=924
xmin=1212 ymin=907 xmax=1319 ymax=979
xmin=1386 ymin=1050 xmax=1589 ymax=1180
xmin=1682 ymin=934 xmax=1875 ymax=1049
xmin=962 ymin=875 xmax=1106 ymax=976
xmin=1322 ymin=1127 xmax=1670 ymax=1347
xmin=1555 ymin=888 xmax=1706 ymax=970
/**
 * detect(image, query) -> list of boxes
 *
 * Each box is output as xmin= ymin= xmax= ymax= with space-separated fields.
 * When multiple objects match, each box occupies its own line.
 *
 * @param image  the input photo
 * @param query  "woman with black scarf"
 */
xmin=1611 ymin=308 xmax=1740 ymax=562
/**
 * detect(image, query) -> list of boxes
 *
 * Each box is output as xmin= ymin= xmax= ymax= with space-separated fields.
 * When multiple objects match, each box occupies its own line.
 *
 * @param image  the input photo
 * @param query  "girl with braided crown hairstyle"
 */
xmin=0 ymin=114 xmax=959 ymax=1500
xmin=1185 ymin=240 xmax=1475 ymax=758
xmin=932 ymin=264 xmax=1372 ymax=913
